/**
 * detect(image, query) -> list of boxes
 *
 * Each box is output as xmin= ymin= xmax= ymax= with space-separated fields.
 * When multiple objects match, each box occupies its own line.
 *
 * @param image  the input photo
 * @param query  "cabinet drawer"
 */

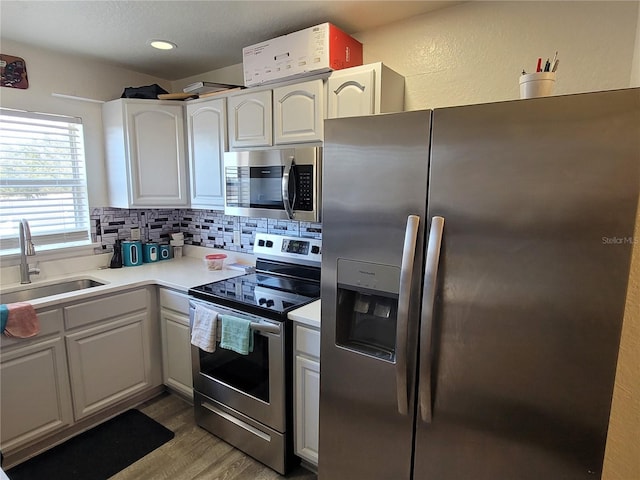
xmin=64 ymin=288 xmax=148 ymax=330
xmin=0 ymin=308 xmax=63 ymax=349
xmin=295 ymin=324 xmax=320 ymax=359
xmin=159 ymin=288 xmax=189 ymax=315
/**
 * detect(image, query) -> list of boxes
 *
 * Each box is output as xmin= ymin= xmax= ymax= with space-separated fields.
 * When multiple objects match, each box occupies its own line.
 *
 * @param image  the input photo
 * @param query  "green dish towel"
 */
xmin=219 ymin=315 xmax=254 ymax=355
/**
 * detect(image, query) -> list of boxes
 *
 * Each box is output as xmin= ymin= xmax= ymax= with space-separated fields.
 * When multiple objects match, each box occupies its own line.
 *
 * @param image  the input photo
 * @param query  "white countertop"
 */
xmin=1 ymin=251 xmax=321 ymax=327
xmin=0 ymin=256 xmax=244 ymax=310
xmin=288 ymin=299 xmax=320 ymax=329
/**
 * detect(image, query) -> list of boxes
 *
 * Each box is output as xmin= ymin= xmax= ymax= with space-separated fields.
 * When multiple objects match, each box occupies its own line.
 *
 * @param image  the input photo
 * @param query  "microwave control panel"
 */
xmin=295 ymin=165 xmax=314 ymax=211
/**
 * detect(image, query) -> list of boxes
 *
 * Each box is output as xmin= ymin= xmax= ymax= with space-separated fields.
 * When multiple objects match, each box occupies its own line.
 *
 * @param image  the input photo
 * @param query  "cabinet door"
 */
xmin=186 ymin=99 xmax=226 ymax=208
xmin=327 ymin=67 xmax=376 ymax=119
xmin=274 ymin=79 xmax=324 ymax=144
xmin=125 ymin=103 xmax=188 ymax=207
xmin=0 ymin=337 xmax=73 ymax=451
xmin=66 ymin=314 xmax=151 ymax=420
xmin=228 ymin=90 xmax=273 ymax=148
xmin=160 ymin=308 xmax=193 ymax=399
xmin=295 ymin=354 xmax=320 ymax=466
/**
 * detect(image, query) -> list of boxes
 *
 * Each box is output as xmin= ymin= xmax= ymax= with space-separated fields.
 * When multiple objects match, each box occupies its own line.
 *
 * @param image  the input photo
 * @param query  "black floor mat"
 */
xmin=6 ymin=409 xmax=174 ymax=480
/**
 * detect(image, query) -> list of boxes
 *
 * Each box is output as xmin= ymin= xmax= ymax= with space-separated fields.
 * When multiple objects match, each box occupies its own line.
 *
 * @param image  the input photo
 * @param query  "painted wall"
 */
xmin=352 ymin=1 xmax=638 ymax=109
xmin=0 ymin=39 xmax=169 ymax=208
xmin=172 ymin=2 xmax=639 ymax=109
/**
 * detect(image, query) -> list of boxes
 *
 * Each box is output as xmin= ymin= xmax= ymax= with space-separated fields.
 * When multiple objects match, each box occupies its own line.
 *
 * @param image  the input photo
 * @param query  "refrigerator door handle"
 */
xmin=419 ymin=216 xmax=445 ymax=423
xmin=281 ymin=154 xmax=295 ymax=219
xmin=396 ymin=214 xmax=420 ymax=416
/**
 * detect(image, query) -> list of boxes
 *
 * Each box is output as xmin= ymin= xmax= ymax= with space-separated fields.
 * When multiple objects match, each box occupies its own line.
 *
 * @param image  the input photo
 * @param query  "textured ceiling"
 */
xmin=0 ymin=1 xmax=460 ymax=80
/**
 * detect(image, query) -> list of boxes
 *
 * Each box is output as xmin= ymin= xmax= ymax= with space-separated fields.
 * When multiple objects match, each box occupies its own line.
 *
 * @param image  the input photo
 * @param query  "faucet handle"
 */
xmin=26 ymin=241 xmax=36 ymax=256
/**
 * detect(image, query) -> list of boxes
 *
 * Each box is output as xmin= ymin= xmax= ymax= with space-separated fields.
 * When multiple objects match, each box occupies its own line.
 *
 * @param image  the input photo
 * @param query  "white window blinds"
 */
xmin=0 ymin=108 xmax=91 ymax=252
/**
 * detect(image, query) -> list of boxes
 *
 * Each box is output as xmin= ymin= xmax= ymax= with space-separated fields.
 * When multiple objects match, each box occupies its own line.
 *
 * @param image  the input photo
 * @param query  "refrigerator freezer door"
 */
xmin=414 ymin=89 xmax=639 ymax=479
xmin=319 ymin=111 xmax=431 ymax=479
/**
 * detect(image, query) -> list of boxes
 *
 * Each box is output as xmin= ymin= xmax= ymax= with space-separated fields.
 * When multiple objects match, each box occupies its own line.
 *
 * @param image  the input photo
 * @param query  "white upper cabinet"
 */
xmin=274 ymin=79 xmax=325 ymax=144
xmin=103 ymin=99 xmax=188 ymax=208
xmin=327 ymin=62 xmax=405 ymax=119
xmin=186 ymin=98 xmax=227 ymax=209
xmin=228 ymin=89 xmax=273 ymax=148
xmin=228 ymin=79 xmax=326 ymax=149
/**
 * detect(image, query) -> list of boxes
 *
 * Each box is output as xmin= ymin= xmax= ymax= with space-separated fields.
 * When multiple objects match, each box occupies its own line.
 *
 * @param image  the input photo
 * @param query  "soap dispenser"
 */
xmin=110 ymin=239 xmax=123 ymax=268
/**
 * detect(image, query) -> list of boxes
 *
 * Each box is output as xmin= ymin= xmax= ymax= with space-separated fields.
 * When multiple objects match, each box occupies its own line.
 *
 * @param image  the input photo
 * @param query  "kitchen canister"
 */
xmin=142 ymin=242 xmax=159 ymax=263
xmin=122 ymin=240 xmax=143 ymax=266
xmin=205 ymin=253 xmax=227 ymax=270
xmin=159 ymin=244 xmax=171 ymax=260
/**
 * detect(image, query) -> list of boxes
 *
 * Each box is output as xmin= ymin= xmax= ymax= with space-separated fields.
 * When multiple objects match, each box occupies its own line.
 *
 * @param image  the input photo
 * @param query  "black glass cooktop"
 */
xmin=188 ymin=272 xmax=320 ymax=318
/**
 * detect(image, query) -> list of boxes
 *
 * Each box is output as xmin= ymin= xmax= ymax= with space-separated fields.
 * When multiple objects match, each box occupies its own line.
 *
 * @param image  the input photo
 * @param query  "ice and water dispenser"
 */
xmin=335 ymin=259 xmax=401 ymax=362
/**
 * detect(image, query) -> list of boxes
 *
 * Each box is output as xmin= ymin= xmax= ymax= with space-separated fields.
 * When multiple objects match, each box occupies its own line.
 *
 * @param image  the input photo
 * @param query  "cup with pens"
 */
xmin=519 ymin=52 xmax=559 ymax=99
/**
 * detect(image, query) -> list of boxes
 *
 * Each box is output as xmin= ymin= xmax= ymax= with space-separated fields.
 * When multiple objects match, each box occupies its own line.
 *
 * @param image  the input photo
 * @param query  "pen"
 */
xmin=544 ymin=59 xmax=551 ymax=72
xmin=536 ymin=58 xmax=542 ymax=72
xmin=551 ymin=51 xmax=558 ymax=66
xmin=551 ymin=59 xmax=560 ymax=72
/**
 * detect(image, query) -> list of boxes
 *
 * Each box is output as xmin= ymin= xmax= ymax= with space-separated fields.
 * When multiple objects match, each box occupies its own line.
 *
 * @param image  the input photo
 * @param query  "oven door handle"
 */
xmin=246 ymin=320 xmax=280 ymax=335
xmin=189 ymin=300 xmax=282 ymax=337
xmin=211 ymin=314 xmax=280 ymax=335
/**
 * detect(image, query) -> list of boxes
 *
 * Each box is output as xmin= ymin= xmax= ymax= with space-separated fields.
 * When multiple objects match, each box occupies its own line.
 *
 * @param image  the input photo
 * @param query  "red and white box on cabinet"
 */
xmin=242 ymin=22 xmax=363 ymax=87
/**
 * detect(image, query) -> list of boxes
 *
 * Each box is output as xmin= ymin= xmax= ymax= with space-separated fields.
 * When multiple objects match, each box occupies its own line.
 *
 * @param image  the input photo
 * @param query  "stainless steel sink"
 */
xmin=1 ymin=279 xmax=105 ymax=304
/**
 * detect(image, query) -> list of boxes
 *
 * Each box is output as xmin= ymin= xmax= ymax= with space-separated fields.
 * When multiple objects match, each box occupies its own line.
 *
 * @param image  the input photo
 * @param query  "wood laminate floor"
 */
xmin=109 ymin=392 xmax=317 ymax=480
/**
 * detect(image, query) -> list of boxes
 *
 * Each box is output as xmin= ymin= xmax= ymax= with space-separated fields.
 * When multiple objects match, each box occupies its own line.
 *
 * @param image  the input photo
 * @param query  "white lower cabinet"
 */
xmin=159 ymin=288 xmax=193 ymax=399
xmin=0 ymin=286 xmax=163 ymax=464
xmin=66 ymin=313 xmax=151 ymax=419
xmin=294 ymin=323 xmax=320 ymax=467
xmin=64 ymin=287 xmax=161 ymax=420
xmin=0 ymin=309 xmax=73 ymax=451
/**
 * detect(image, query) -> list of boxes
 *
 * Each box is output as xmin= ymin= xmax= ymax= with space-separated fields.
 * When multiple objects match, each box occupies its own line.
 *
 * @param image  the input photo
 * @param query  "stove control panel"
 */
xmin=254 ymin=233 xmax=321 ymax=266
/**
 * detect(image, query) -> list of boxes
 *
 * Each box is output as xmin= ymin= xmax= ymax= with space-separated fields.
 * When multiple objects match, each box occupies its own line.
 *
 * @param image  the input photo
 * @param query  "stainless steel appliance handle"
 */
xmin=418 ymin=216 xmax=445 ymax=423
xmin=281 ymin=154 xmax=295 ymax=219
xmin=189 ymin=300 xmax=282 ymax=336
xmin=215 ymin=315 xmax=281 ymax=335
xmin=396 ymin=214 xmax=420 ymax=416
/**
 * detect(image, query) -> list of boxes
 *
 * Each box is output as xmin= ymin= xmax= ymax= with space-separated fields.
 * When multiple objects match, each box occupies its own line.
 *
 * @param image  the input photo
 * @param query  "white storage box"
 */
xmin=243 ymin=22 xmax=363 ymax=87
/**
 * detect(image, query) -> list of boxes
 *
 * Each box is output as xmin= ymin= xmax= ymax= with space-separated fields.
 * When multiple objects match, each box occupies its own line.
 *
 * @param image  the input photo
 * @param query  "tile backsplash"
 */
xmin=91 ymin=208 xmax=321 ymax=255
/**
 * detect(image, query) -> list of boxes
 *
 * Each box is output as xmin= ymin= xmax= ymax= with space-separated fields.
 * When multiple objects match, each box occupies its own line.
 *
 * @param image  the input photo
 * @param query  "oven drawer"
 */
xmin=194 ymin=391 xmax=289 ymax=475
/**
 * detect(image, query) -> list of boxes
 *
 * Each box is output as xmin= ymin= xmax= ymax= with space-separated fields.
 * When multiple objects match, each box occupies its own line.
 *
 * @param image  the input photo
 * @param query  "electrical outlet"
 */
xmin=234 ymin=230 xmax=241 ymax=245
xmin=130 ymin=227 xmax=140 ymax=240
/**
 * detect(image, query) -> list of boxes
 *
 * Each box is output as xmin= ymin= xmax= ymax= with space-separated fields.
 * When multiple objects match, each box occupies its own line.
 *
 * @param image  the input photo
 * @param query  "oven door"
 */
xmin=189 ymin=299 xmax=286 ymax=432
xmin=223 ymin=146 xmax=321 ymax=222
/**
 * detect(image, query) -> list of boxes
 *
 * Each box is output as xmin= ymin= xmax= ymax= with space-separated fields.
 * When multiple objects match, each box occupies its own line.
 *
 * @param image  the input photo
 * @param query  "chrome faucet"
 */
xmin=19 ymin=219 xmax=39 ymax=284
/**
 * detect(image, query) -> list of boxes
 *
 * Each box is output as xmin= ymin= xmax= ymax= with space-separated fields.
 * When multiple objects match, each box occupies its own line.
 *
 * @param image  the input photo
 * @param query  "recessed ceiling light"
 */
xmin=149 ymin=40 xmax=177 ymax=50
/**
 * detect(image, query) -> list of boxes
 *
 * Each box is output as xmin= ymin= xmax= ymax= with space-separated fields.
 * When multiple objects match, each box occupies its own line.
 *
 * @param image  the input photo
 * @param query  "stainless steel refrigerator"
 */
xmin=319 ymin=88 xmax=639 ymax=480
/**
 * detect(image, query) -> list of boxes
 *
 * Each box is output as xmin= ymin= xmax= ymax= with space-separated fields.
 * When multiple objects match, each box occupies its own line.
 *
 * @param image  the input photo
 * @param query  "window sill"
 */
xmin=0 ymin=242 xmax=101 ymax=267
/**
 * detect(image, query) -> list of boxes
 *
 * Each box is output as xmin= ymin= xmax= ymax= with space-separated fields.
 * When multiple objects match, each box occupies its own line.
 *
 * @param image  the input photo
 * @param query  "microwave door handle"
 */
xmin=281 ymin=155 xmax=295 ymax=219
xmin=418 ymin=216 xmax=445 ymax=423
xmin=396 ymin=214 xmax=420 ymax=416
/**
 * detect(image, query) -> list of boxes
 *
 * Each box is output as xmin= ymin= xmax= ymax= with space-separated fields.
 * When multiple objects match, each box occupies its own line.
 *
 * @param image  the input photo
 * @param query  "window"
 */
xmin=0 ymin=108 xmax=91 ymax=253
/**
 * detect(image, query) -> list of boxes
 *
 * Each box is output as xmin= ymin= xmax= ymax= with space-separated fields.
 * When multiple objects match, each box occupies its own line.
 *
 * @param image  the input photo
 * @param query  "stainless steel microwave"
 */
xmin=223 ymin=147 xmax=322 ymax=222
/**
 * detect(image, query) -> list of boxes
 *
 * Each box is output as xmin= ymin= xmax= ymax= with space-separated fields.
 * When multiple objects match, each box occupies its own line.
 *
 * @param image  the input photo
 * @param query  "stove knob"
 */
xmin=258 ymin=239 xmax=265 ymax=247
xmin=258 ymin=298 xmax=267 ymax=305
xmin=266 ymin=240 xmax=274 ymax=248
xmin=266 ymin=299 xmax=275 ymax=307
xmin=311 ymin=245 xmax=320 ymax=254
